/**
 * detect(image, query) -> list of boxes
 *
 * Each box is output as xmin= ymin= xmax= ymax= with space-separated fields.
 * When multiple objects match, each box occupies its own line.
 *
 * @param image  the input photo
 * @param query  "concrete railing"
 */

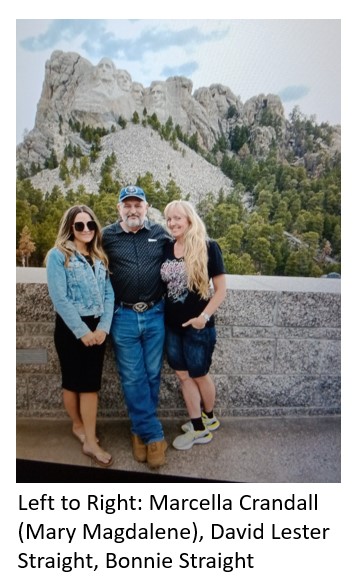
xmin=16 ymin=268 xmax=341 ymax=418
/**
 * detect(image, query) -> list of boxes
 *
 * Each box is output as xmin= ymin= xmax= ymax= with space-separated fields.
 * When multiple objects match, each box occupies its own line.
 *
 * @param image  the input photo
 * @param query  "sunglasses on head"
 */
xmin=73 ymin=220 xmax=97 ymax=232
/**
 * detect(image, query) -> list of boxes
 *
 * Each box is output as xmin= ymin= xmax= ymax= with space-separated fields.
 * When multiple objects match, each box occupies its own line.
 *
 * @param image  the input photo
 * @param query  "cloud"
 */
xmin=84 ymin=25 xmax=228 ymax=61
xmin=20 ymin=20 xmax=228 ymax=62
xmin=161 ymin=61 xmax=199 ymax=78
xmin=122 ymin=26 xmax=227 ymax=60
xmin=278 ymin=85 xmax=310 ymax=102
xmin=20 ymin=20 xmax=107 ymax=51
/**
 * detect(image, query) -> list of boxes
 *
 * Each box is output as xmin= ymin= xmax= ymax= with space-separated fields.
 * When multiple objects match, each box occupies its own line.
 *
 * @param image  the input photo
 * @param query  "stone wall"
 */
xmin=16 ymin=269 xmax=341 ymax=418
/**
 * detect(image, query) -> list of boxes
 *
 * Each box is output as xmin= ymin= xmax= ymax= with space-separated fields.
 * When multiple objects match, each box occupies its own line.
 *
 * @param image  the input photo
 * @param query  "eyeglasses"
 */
xmin=73 ymin=221 xmax=97 ymax=232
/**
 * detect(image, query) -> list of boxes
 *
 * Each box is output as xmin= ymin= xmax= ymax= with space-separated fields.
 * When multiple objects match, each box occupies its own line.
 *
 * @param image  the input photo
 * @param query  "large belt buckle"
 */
xmin=132 ymin=302 xmax=148 ymax=313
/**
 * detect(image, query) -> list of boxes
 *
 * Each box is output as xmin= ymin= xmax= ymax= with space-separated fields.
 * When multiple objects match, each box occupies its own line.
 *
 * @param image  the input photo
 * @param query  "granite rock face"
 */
xmin=27 ymin=124 xmax=234 ymax=205
xmin=17 ymin=50 xmax=286 ymax=166
xmin=16 ymin=50 xmax=341 ymax=204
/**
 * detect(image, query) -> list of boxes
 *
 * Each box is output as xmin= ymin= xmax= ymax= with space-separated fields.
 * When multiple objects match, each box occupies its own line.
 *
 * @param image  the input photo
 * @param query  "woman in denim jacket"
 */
xmin=46 ymin=205 xmax=114 ymax=467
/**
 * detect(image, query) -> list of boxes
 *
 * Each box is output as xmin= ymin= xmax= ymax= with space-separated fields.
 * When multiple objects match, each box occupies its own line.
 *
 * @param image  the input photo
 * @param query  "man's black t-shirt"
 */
xmin=160 ymin=239 xmax=226 ymax=331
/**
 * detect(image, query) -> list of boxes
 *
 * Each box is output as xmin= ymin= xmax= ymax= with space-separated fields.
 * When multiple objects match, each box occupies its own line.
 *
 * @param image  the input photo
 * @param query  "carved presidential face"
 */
xmin=195 ymin=88 xmax=213 ymax=110
xmin=150 ymin=83 xmax=166 ymax=107
xmin=96 ymin=58 xmax=115 ymax=82
xmin=116 ymin=69 xmax=132 ymax=92
xmin=179 ymin=78 xmax=193 ymax=96
xmin=211 ymin=86 xmax=229 ymax=115
xmin=132 ymin=82 xmax=144 ymax=105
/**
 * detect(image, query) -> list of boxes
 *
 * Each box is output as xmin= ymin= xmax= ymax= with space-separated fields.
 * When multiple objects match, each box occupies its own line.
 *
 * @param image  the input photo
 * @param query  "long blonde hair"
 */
xmin=164 ymin=200 xmax=210 ymax=299
xmin=46 ymin=205 xmax=109 ymax=268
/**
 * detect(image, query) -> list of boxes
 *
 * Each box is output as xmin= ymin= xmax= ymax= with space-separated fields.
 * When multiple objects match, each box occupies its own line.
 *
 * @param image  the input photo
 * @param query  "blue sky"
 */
xmin=16 ymin=19 xmax=341 ymax=144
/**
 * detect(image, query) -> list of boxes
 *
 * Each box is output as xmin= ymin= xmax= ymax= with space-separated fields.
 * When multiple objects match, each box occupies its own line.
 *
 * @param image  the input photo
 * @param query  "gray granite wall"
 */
xmin=16 ymin=269 xmax=341 ymax=418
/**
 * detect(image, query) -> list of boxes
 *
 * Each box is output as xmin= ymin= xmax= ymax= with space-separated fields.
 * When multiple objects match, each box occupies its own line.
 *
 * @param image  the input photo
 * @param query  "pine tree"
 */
xmin=17 ymin=225 xmax=36 ymax=267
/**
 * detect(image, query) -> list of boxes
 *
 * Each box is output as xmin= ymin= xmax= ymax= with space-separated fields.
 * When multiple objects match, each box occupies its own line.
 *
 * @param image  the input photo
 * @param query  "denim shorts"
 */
xmin=165 ymin=325 xmax=217 ymax=378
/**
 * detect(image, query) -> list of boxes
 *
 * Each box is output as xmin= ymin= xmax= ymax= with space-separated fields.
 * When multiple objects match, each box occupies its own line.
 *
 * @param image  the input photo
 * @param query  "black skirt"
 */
xmin=54 ymin=313 xmax=106 ymax=393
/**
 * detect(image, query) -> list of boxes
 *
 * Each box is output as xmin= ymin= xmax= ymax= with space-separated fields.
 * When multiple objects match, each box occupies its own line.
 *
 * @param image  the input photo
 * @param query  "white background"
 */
xmin=13 ymin=483 xmax=351 ymax=584
xmin=6 ymin=3 xmax=353 ymax=585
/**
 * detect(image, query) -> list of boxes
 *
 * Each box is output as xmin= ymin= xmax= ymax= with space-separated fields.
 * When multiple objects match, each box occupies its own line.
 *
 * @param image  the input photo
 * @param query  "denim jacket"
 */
xmin=46 ymin=243 xmax=114 ymax=339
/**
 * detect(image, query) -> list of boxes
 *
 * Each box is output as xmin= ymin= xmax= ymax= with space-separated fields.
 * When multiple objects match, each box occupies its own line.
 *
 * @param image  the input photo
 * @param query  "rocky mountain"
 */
xmin=16 ymin=50 xmax=341 ymax=203
xmin=27 ymin=125 xmax=234 ymax=204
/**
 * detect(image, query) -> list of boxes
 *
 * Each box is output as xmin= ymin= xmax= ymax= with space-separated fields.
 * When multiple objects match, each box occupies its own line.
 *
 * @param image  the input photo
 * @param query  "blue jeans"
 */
xmin=110 ymin=301 xmax=165 ymax=443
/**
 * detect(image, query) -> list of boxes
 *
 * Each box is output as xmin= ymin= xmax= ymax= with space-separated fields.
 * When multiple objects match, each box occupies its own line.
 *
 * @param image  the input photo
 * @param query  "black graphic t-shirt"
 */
xmin=160 ymin=239 xmax=226 ymax=331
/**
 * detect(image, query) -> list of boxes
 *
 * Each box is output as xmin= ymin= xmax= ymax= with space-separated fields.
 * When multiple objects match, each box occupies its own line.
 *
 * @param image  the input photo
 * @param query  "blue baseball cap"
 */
xmin=119 ymin=185 xmax=146 ymax=202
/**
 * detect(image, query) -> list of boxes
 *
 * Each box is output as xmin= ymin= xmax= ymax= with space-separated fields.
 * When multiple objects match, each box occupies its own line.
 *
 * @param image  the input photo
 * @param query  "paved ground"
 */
xmin=16 ymin=415 xmax=341 ymax=483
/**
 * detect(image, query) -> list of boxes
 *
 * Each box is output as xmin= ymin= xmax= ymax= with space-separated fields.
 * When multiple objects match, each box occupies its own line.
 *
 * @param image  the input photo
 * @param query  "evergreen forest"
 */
xmin=16 ymin=107 xmax=341 ymax=277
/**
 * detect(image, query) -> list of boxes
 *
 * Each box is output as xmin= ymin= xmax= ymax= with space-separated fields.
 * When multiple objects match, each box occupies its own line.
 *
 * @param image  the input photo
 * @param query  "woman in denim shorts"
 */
xmin=161 ymin=200 xmax=226 ymax=450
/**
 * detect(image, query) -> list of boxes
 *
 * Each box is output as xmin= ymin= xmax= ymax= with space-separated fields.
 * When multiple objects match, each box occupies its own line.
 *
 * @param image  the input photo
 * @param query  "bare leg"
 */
xmin=62 ymin=389 xmax=85 ymax=441
xmin=193 ymin=374 xmax=216 ymax=414
xmin=175 ymin=370 xmax=202 ymax=419
xmin=80 ymin=392 xmax=111 ymax=465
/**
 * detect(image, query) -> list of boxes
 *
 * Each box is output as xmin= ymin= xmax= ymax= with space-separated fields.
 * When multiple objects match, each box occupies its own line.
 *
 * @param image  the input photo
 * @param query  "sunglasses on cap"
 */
xmin=73 ymin=220 xmax=97 ymax=232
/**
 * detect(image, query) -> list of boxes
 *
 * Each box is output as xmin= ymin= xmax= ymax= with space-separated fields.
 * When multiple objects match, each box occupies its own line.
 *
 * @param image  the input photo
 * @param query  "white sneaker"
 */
xmin=173 ymin=427 xmax=213 ymax=450
xmin=181 ymin=412 xmax=220 ymax=433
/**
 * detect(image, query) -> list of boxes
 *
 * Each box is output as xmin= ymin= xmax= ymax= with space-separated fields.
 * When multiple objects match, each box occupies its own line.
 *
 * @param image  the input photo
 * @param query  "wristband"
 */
xmin=201 ymin=312 xmax=210 ymax=322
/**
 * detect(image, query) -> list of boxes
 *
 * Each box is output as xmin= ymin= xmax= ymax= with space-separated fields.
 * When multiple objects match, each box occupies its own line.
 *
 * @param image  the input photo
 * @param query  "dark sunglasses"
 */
xmin=73 ymin=220 xmax=97 ymax=232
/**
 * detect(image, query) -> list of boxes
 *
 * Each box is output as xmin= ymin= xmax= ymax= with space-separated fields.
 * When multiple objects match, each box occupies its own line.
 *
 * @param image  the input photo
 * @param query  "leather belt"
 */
xmin=118 ymin=300 xmax=160 ymax=313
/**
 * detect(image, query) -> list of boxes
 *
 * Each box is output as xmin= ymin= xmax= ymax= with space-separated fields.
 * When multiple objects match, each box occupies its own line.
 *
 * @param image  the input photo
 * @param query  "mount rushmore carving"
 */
xmin=18 ymin=50 xmax=287 ymax=166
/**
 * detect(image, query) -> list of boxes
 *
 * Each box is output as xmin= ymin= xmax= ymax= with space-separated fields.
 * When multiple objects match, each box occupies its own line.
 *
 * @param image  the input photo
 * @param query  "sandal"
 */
xmin=82 ymin=448 xmax=113 ymax=468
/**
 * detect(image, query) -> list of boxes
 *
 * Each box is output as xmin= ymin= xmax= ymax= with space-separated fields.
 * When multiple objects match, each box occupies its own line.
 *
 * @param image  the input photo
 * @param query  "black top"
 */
xmin=83 ymin=254 xmax=94 ymax=268
xmin=102 ymin=220 xmax=171 ymax=304
xmin=160 ymin=239 xmax=226 ymax=331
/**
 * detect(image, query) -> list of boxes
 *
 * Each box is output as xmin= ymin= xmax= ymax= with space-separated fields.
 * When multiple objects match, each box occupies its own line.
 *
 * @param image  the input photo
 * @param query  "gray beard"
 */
xmin=125 ymin=216 xmax=144 ymax=228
